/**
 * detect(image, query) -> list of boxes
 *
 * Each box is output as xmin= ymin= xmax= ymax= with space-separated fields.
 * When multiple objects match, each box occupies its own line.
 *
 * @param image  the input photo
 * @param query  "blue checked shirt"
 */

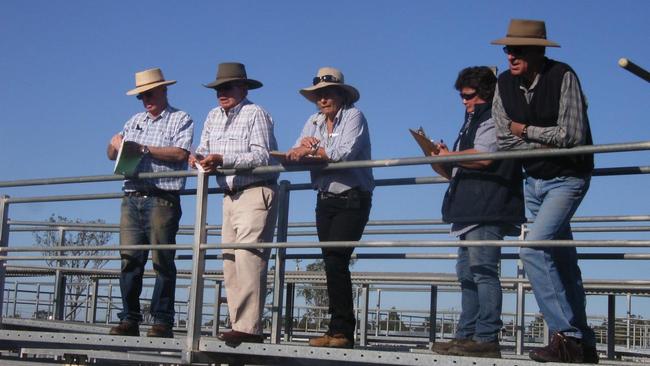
xmin=120 ymin=106 xmax=194 ymax=192
xmin=196 ymin=98 xmax=279 ymax=189
xmin=293 ymin=106 xmax=374 ymax=194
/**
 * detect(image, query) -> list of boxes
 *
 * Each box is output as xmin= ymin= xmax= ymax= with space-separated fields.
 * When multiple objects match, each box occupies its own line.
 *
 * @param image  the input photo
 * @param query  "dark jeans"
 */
xmin=455 ymin=225 xmax=506 ymax=343
xmin=118 ymin=194 xmax=181 ymax=326
xmin=316 ymin=190 xmax=371 ymax=341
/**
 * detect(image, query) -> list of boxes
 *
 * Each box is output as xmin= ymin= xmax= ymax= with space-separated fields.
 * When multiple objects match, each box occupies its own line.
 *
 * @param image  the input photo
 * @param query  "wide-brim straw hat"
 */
xmin=491 ymin=19 xmax=560 ymax=47
xmin=203 ymin=62 xmax=263 ymax=90
xmin=126 ymin=68 xmax=176 ymax=96
xmin=300 ymin=67 xmax=360 ymax=104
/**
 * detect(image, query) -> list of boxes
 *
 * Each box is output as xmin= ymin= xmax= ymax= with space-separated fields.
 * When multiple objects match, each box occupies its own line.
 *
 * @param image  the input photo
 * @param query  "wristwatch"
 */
xmin=521 ymin=125 xmax=529 ymax=140
xmin=141 ymin=145 xmax=150 ymax=155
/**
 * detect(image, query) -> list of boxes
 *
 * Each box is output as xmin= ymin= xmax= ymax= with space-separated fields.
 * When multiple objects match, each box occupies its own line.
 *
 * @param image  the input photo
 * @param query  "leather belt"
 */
xmin=223 ymin=180 xmax=277 ymax=197
xmin=124 ymin=190 xmax=180 ymax=199
xmin=318 ymin=188 xmax=371 ymax=200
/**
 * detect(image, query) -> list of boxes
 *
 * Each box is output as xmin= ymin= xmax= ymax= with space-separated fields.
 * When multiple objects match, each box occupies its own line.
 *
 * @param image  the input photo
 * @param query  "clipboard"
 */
xmin=113 ymin=140 xmax=144 ymax=176
xmin=409 ymin=127 xmax=440 ymax=156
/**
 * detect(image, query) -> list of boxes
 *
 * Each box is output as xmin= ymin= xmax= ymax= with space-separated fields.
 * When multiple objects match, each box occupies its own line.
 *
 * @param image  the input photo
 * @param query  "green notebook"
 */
xmin=113 ymin=140 xmax=143 ymax=177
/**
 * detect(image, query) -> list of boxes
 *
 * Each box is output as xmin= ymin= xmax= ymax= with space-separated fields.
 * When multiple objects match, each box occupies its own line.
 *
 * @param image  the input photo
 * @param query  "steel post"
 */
xmin=627 ymin=294 xmax=631 ymax=348
xmin=84 ymin=282 xmax=90 ymax=323
xmin=106 ymin=282 xmax=113 ymax=324
xmin=359 ymin=284 xmax=369 ymax=347
xmin=183 ymin=170 xmax=209 ymax=364
xmin=12 ymin=282 xmax=18 ymax=317
xmin=515 ymin=259 xmax=526 ymax=355
xmin=429 ymin=285 xmax=438 ymax=346
xmin=375 ymin=289 xmax=381 ymax=337
xmin=0 ymin=196 xmax=10 ymax=324
xmin=89 ymin=278 xmax=98 ymax=324
xmin=53 ymin=228 xmax=66 ymax=320
xmin=284 ymin=282 xmax=295 ymax=342
xmin=35 ymin=283 xmax=41 ymax=317
xmin=607 ymin=294 xmax=616 ymax=359
xmin=213 ymin=280 xmax=222 ymax=337
xmin=271 ymin=180 xmax=290 ymax=344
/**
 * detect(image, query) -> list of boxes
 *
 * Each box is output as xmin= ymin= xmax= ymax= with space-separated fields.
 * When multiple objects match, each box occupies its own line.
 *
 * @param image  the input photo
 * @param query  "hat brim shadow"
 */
xmin=300 ymin=83 xmax=360 ymax=104
xmin=491 ymin=37 xmax=560 ymax=47
xmin=203 ymin=78 xmax=263 ymax=90
xmin=126 ymin=80 xmax=176 ymax=96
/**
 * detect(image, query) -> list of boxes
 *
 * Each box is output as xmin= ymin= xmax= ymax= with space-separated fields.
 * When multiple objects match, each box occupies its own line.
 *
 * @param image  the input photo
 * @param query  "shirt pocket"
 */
xmin=224 ymin=126 xmax=250 ymax=142
xmin=161 ymin=133 xmax=175 ymax=147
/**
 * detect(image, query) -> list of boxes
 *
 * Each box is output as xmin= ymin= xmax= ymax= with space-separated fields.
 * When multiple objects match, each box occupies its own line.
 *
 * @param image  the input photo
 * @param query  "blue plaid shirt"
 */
xmin=120 ymin=106 xmax=194 ymax=192
xmin=196 ymin=98 xmax=279 ymax=189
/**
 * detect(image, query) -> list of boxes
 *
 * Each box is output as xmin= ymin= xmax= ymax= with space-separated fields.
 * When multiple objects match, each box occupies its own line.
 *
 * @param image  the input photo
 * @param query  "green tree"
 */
xmin=33 ymin=214 xmax=113 ymax=321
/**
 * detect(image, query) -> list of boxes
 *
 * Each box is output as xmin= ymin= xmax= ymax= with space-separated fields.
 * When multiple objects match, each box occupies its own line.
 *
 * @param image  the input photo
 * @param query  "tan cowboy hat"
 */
xmin=203 ymin=62 xmax=263 ymax=90
xmin=126 ymin=68 xmax=176 ymax=96
xmin=491 ymin=19 xmax=560 ymax=47
xmin=300 ymin=67 xmax=360 ymax=104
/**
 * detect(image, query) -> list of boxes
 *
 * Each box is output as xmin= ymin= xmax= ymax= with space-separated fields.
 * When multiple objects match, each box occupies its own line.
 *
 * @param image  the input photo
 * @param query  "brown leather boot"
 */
xmin=146 ymin=324 xmax=173 ymax=338
xmin=309 ymin=333 xmax=353 ymax=348
xmin=431 ymin=338 xmax=473 ymax=355
xmin=109 ymin=321 xmax=140 ymax=336
xmin=529 ymin=332 xmax=584 ymax=363
xmin=448 ymin=340 xmax=502 ymax=358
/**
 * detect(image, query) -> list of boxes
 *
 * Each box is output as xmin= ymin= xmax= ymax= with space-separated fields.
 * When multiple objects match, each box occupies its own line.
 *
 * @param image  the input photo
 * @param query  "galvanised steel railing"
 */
xmin=1 ymin=141 xmax=650 ymax=364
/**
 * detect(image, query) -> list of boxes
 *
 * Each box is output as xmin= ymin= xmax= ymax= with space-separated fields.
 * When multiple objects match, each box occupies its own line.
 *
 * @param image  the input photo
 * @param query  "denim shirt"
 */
xmin=293 ymin=106 xmax=374 ymax=194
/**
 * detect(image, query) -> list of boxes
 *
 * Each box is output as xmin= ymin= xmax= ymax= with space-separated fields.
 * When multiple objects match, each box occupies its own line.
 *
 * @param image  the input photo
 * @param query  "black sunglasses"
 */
xmin=136 ymin=90 xmax=155 ymax=100
xmin=460 ymin=92 xmax=478 ymax=100
xmin=312 ymin=74 xmax=340 ymax=85
xmin=502 ymin=46 xmax=528 ymax=57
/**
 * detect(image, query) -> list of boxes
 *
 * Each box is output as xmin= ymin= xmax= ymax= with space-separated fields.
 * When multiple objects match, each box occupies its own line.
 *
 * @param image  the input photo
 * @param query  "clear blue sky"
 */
xmin=1 ymin=1 xmax=649 ymax=320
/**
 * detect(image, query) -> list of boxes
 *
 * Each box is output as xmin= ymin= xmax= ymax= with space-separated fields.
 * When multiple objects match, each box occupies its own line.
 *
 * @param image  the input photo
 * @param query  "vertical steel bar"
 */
xmin=106 ymin=282 xmax=113 ymax=324
xmin=84 ymin=282 xmax=90 ymax=323
xmin=213 ymin=280 xmax=222 ymax=337
xmin=283 ymin=282 xmax=295 ymax=342
xmin=515 ymin=225 xmax=528 ymax=355
xmin=182 ymin=170 xmax=209 ymax=364
xmin=0 ymin=196 xmax=10 ymax=324
xmin=12 ymin=282 xmax=18 ymax=317
xmin=627 ymin=294 xmax=631 ymax=349
xmin=90 ymin=278 xmax=98 ymax=324
xmin=515 ymin=260 xmax=526 ymax=355
xmin=429 ymin=285 xmax=438 ymax=346
xmin=270 ymin=180 xmax=290 ymax=344
xmin=35 ymin=283 xmax=41 ymax=317
xmin=607 ymin=294 xmax=616 ymax=359
xmin=53 ymin=228 xmax=66 ymax=320
xmin=375 ymin=289 xmax=381 ymax=337
xmin=359 ymin=284 xmax=370 ymax=346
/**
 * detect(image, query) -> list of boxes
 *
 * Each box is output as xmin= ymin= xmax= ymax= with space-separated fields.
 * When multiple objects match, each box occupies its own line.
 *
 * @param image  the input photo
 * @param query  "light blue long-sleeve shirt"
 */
xmin=293 ymin=106 xmax=374 ymax=194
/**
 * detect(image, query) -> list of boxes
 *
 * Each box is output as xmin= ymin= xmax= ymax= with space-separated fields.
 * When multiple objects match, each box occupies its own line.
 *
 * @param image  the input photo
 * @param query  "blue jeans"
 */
xmin=118 ymin=194 xmax=181 ymax=326
xmin=520 ymin=175 xmax=595 ymax=345
xmin=455 ymin=225 xmax=505 ymax=342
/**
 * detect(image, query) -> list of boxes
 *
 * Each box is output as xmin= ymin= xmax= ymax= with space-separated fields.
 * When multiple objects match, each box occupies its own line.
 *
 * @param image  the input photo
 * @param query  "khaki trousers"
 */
xmin=221 ymin=185 xmax=278 ymax=335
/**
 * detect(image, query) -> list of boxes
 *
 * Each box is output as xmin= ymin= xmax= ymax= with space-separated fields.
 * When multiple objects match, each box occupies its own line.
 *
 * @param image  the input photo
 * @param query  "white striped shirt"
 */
xmin=196 ymin=98 xmax=279 ymax=189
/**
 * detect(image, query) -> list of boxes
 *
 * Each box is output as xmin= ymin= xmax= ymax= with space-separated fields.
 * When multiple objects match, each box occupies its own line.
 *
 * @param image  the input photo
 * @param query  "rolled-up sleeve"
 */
xmin=525 ymin=72 xmax=587 ymax=147
xmin=494 ymin=84 xmax=543 ymax=151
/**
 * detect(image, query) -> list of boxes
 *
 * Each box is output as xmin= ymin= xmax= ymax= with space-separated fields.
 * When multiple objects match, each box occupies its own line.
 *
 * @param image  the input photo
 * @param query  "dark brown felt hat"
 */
xmin=203 ymin=62 xmax=263 ymax=90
